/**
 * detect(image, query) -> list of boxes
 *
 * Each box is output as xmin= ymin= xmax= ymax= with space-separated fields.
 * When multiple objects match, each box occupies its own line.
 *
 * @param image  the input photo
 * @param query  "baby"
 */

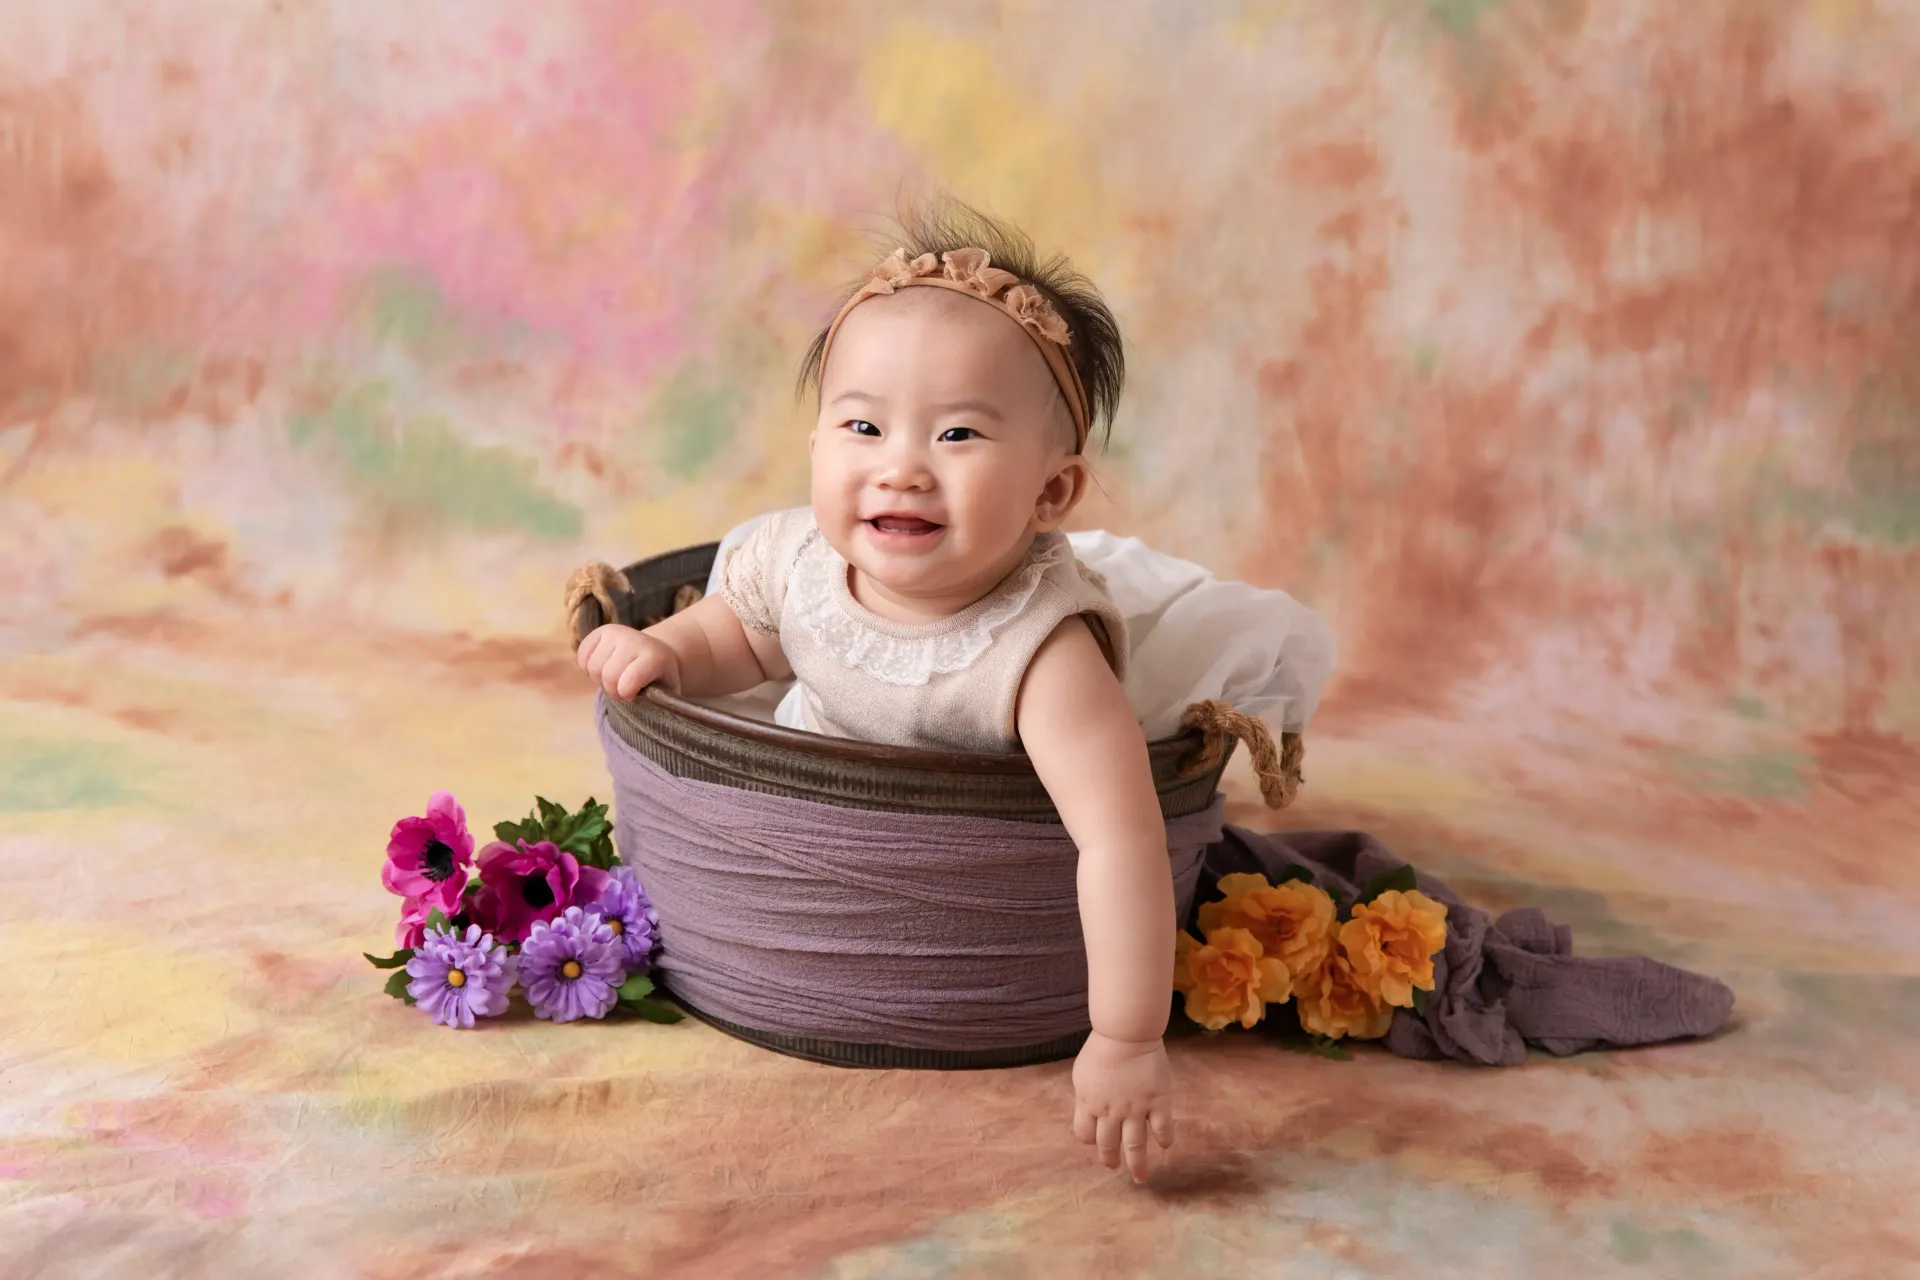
xmin=576 ymin=205 xmax=1175 ymax=1182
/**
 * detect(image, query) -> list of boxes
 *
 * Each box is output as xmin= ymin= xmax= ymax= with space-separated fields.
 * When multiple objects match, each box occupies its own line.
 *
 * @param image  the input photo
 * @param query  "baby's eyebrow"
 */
xmin=827 ymin=390 xmax=1005 ymax=422
xmin=932 ymin=398 xmax=1005 ymax=422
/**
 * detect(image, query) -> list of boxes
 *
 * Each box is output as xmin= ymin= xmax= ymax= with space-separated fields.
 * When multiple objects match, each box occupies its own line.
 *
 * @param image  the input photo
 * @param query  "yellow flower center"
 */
xmin=446 ymin=968 xmax=467 ymax=988
xmin=561 ymin=959 xmax=583 ymax=980
xmin=608 ymin=919 xmax=624 ymax=936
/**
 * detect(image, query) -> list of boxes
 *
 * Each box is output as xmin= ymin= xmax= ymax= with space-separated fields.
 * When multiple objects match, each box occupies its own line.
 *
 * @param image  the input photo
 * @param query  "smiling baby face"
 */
xmin=809 ymin=287 xmax=1087 ymax=621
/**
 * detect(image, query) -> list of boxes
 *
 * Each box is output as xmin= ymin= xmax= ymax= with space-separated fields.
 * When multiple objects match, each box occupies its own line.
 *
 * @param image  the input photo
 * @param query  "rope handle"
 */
xmin=1179 ymin=698 xmax=1304 ymax=810
xmin=564 ymin=561 xmax=632 ymax=654
xmin=564 ymin=561 xmax=703 ymax=654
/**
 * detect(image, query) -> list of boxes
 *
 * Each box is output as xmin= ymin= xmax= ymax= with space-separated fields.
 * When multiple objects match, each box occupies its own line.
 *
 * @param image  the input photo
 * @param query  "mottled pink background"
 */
xmin=3 ymin=2 xmax=1916 ymax=1276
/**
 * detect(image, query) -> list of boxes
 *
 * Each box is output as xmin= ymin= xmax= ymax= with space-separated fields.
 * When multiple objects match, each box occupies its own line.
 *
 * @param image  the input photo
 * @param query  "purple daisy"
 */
xmin=404 ymin=924 xmax=514 ymax=1029
xmin=518 ymin=907 xmax=626 ymax=1023
xmin=596 ymin=866 xmax=660 ymax=974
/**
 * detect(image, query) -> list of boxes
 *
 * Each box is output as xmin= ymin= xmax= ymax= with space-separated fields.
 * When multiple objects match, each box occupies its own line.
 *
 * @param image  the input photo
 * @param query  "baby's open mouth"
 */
xmin=867 ymin=515 xmax=944 ymax=535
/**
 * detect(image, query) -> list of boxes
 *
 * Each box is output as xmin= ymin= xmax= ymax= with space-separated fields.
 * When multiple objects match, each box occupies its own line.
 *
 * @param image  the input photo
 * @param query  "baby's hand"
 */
xmin=577 ymin=624 xmax=681 ymax=701
xmin=1071 ymin=1031 xmax=1175 ymax=1183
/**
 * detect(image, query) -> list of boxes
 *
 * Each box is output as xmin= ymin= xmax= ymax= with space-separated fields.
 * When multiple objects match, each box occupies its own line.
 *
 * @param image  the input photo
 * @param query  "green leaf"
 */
xmin=1274 ymin=864 xmax=1317 ymax=886
xmin=536 ymin=796 xmax=568 ymax=829
xmin=383 ymin=968 xmax=416 ymax=1005
xmin=1306 ymin=1034 xmax=1352 ymax=1061
xmin=423 ymin=908 xmax=451 ymax=935
xmin=365 ymin=949 xmax=414 ymax=969
xmin=620 ymin=998 xmax=684 ymax=1024
xmin=463 ymin=879 xmax=485 ymax=899
xmin=1411 ymin=986 xmax=1431 ymax=1018
xmin=616 ymin=974 xmax=655 ymax=1003
xmin=493 ymin=817 xmax=538 ymax=845
xmin=1354 ymin=864 xmax=1417 ymax=907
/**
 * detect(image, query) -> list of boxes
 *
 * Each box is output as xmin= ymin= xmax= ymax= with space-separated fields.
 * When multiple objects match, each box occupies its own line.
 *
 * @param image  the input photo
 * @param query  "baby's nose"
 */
xmin=875 ymin=452 xmax=936 ymax=489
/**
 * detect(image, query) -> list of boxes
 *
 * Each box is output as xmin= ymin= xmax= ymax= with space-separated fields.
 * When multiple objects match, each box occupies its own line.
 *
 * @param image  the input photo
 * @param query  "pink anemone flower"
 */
xmin=470 ymin=839 xmax=609 ymax=944
xmin=382 ymin=791 xmax=476 ymax=918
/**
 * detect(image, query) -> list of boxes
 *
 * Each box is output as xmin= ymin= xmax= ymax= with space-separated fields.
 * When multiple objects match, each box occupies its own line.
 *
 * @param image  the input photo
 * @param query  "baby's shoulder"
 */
xmin=719 ymin=506 xmax=820 ymax=633
xmin=1024 ymin=534 xmax=1129 ymax=677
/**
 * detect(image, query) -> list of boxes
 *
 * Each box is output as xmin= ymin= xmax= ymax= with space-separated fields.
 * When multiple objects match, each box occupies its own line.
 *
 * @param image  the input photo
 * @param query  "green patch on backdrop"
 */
xmin=649 ymin=367 xmax=737 ymax=481
xmin=1726 ymin=694 xmax=1768 ymax=721
xmin=1371 ymin=0 xmax=1501 ymax=37
xmin=1842 ymin=377 xmax=1920 ymax=544
xmin=1609 ymin=1222 xmax=1728 ymax=1271
xmin=1778 ymin=972 xmax=1920 ymax=1042
xmin=86 ymin=345 xmax=197 ymax=415
xmin=0 ymin=738 xmax=150 ymax=811
xmin=1427 ymin=0 xmax=1497 ymax=34
xmin=1661 ymin=747 xmax=1810 ymax=802
xmin=291 ymin=381 xmax=581 ymax=541
xmin=1398 ymin=850 xmax=1702 ymax=965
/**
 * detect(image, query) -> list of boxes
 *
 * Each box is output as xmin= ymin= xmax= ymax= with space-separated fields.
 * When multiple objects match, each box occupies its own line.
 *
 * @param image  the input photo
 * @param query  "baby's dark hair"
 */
xmin=797 ymin=199 xmax=1125 ymax=449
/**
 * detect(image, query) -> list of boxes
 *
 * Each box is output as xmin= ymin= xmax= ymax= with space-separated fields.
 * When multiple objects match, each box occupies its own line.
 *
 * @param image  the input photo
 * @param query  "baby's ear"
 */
xmin=1033 ymin=455 xmax=1090 ymax=530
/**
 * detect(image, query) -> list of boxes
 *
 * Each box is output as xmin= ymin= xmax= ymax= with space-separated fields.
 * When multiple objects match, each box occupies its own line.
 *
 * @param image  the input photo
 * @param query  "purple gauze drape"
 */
xmin=598 ymin=704 xmax=1226 ymax=1050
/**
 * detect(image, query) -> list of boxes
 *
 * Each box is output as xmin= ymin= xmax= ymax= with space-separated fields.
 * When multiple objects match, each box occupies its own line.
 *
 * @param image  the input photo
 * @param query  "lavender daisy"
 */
xmin=404 ymin=924 xmax=514 ymax=1029
xmin=518 ymin=906 xmax=626 ymax=1023
xmin=596 ymin=866 xmax=660 ymax=974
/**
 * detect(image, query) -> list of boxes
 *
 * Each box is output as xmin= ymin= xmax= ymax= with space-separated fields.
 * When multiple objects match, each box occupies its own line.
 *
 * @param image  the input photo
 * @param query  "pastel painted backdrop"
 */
xmin=3 ymin=2 xmax=1916 ymax=1276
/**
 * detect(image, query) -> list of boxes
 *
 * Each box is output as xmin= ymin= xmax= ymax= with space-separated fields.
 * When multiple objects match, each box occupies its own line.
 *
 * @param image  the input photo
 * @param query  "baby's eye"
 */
xmin=847 ymin=420 xmax=881 ymax=437
xmin=938 ymin=427 xmax=978 ymax=443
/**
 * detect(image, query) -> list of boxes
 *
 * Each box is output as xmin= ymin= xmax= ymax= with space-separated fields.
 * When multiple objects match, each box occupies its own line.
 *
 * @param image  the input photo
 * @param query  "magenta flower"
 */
xmin=382 ymin=791 xmax=475 ymax=918
xmin=396 ymin=895 xmax=433 ymax=950
xmin=470 ymin=839 xmax=609 ymax=944
xmin=518 ymin=907 xmax=626 ymax=1023
xmin=597 ymin=866 xmax=659 ymax=974
xmin=405 ymin=924 xmax=515 ymax=1029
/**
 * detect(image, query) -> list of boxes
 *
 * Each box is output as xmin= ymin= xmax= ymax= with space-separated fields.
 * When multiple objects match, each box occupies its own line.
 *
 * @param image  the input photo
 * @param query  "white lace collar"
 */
xmin=788 ymin=528 xmax=1068 ymax=686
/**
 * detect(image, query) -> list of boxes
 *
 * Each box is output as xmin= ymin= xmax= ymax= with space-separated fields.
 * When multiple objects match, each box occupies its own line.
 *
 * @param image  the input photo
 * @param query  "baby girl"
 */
xmin=576 ymin=205 xmax=1177 ymax=1181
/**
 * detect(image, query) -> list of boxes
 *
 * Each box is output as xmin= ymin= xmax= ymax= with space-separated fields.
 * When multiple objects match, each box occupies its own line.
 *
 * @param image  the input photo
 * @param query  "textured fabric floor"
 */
xmin=4 ymin=600 xmax=1915 ymax=1277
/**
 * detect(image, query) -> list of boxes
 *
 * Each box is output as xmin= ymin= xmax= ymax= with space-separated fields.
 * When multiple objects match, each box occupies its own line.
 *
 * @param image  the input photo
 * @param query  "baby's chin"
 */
xmin=844 ymin=527 xmax=1035 ymax=605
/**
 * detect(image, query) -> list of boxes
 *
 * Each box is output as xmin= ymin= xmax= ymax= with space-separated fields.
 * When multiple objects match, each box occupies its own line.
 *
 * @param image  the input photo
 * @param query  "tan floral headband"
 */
xmin=816 ymin=246 xmax=1092 ymax=451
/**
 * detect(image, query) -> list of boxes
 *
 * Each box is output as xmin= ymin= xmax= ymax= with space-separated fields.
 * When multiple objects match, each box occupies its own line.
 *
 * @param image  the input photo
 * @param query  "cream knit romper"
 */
xmin=718 ymin=508 xmax=1129 ymax=753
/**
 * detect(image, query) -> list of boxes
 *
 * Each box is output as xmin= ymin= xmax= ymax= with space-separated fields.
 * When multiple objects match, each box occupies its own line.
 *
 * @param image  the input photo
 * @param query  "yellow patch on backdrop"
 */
xmin=860 ymin=24 xmax=1103 ymax=237
xmin=0 ymin=923 xmax=254 ymax=1066
xmin=1309 ymin=749 xmax=1492 ymax=820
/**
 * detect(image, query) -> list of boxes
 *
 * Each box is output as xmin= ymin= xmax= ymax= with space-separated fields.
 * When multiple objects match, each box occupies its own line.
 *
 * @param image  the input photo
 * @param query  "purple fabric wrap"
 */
xmin=598 ymin=705 xmax=1226 ymax=1050
xmin=1201 ymin=827 xmax=1736 ymax=1065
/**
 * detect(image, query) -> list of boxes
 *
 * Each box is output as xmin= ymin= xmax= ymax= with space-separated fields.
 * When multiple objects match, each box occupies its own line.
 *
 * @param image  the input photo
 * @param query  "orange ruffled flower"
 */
xmin=1296 ymin=953 xmax=1395 ymax=1041
xmin=1173 ymin=927 xmax=1292 ymax=1031
xmin=1197 ymin=874 xmax=1336 ymax=983
xmin=939 ymin=246 xmax=1021 ymax=298
xmin=1338 ymin=889 xmax=1449 ymax=1008
xmin=863 ymin=247 xmax=938 ymax=293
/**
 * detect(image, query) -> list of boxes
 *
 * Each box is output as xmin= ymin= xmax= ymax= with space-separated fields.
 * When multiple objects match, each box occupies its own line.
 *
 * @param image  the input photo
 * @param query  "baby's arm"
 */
xmin=577 ymin=595 xmax=792 ymax=701
xmin=1015 ymin=616 xmax=1176 ymax=1183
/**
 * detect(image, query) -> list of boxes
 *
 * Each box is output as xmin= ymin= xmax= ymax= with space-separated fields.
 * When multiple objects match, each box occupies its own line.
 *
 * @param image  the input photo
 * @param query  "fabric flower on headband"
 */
xmin=939 ymin=246 xmax=1021 ymax=298
xmin=1002 ymin=283 xmax=1072 ymax=345
xmin=854 ymin=246 xmax=1073 ymax=347
xmin=863 ymin=248 xmax=938 ymax=294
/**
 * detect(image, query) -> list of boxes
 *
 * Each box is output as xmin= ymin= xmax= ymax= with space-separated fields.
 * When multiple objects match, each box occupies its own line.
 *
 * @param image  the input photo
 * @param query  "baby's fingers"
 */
xmin=1071 ymin=1101 xmax=1096 ymax=1147
xmin=1151 ymin=1106 xmax=1175 ymax=1150
xmin=1095 ymin=1113 xmax=1123 ymax=1171
xmin=1121 ymin=1114 xmax=1152 ymax=1183
xmin=613 ymin=652 xmax=653 ymax=700
xmin=576 ymin=628 xmax=606 ymax=673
